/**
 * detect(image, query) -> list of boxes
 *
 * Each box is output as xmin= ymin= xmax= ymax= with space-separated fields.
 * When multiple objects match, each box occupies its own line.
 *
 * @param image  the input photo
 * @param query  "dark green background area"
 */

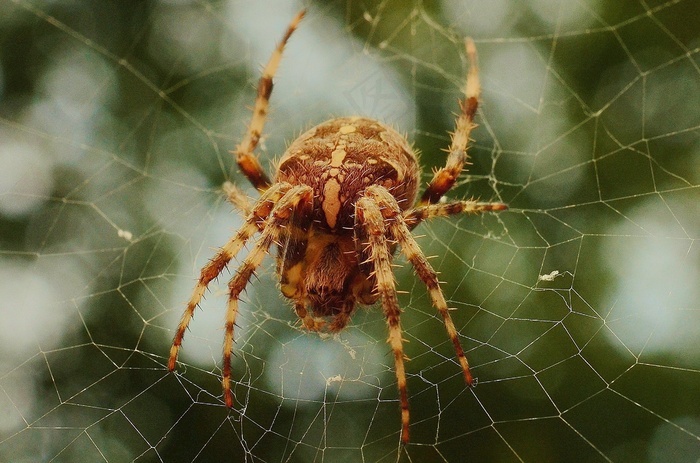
xmin=1 ymin=1 xmax=699 ymax=462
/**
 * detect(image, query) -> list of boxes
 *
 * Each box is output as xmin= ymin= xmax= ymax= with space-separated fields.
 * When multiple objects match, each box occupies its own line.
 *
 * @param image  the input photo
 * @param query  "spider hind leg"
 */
xmin=370 ymin=185 xmax=478 ymax=386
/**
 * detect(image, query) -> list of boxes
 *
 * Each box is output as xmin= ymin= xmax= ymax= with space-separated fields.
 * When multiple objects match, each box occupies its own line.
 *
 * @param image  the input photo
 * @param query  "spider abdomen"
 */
xmin=276 ymin=116 xmax=420 ymax=232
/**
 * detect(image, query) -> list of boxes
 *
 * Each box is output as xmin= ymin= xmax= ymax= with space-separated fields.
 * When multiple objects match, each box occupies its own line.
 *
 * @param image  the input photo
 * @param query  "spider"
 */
xmin=168 ymin=9 xmax=507 ymax=444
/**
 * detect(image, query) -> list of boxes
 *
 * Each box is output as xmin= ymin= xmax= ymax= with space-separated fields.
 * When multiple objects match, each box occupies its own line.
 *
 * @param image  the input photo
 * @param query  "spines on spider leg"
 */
xmin=233 ymin=9 xmax=306 ymax=191
xmin=223 ymin=181 xmax=253 ymax=216
xmin=356 ymin=193 xmax=411 ymax=444
xmin=403 ymin=199 xmax=508 ymax=230
xmin=420 ymin=37 xmax=481 ymax=205
xmin=168 ymin=185 xmax=289 ymax=372
xmin=220 ymin=185 xmax=313 ymax=407
xmin=365 ymin=186 xmax=476 ymax=387
xmin=222 ymin=230 xmax=276 ymax=407
xmin=391 ymin=218 xmax=475 ymax=386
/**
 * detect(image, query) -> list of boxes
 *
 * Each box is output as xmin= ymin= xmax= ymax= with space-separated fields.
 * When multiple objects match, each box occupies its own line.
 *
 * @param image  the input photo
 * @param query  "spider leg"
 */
xmin=404 ymin=198 xmax=507 ymax=230
xmin=364 ymin=185 xmax=481 ymax=428
xmin=223 ymin=181 xmax=253 ymax=216
xmin=356 ymin=192 xmax=411 ymax=444
xmin=421 ymin=38 xmax=480 ymax=205
xmin=375 ymin=196 xmax=479 ymax=386
xmin=168 ymin=183 xmax=289 ymax=372
xmin=221 ymin=185 xmax=313 ymax=407
xmin=233 ymin=9 xmax=306 ymax=191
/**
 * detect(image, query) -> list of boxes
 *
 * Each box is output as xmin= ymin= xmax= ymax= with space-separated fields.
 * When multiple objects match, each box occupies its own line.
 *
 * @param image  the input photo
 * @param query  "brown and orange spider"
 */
xmin=168 ymin=10 xmax=506 ymax=444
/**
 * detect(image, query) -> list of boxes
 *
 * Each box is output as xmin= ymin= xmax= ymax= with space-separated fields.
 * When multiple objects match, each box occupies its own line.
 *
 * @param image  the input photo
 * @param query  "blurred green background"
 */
xmin=1 ymin=0 xmax=699 ymax=462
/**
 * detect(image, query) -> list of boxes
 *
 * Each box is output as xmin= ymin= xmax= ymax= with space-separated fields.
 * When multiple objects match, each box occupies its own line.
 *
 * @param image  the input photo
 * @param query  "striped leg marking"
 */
xmin=233 ymin=10 xmax=306 ymax=191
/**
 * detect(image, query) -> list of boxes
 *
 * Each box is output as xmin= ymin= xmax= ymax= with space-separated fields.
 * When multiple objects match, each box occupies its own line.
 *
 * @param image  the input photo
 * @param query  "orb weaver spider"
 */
xmin=168 ymin=10 xmax=507 ymax=444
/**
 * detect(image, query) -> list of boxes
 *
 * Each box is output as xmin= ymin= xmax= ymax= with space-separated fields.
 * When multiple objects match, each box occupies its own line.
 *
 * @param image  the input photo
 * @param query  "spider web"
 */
xmin=1 ymin=0 xmax=699 ymax=461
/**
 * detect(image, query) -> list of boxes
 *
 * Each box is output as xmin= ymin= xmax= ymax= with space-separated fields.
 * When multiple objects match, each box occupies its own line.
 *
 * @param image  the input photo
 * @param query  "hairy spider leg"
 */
xmin=168 ymin=184 xmax=289 ymax=372
xmin=233 ymin=10 xmax=306 ymax=191
xmin=421 ymin=38 xmax=481 ymax=205
xmin=403 ymin=199 xmax=507 ymax=230
xmin=223 ymin=181 xmax=254 ymax=216
xmin=356 ymin=191 xmax=412 ymax=444
xmin=367 ymin=185 xmax=479 ymax=386
xmin=221 ymin=185 xmax=313 ymax=407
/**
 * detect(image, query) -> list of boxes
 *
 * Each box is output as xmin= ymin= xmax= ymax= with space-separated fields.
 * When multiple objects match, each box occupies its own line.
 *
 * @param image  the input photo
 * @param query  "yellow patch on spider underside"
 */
xmin=280 ymin=232 xmax=352 ymax=301
xmin=281 ymin=262 xmax=303 ymax=297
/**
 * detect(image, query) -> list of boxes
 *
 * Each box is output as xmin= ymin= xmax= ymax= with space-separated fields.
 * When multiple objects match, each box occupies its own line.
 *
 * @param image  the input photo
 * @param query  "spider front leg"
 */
xmin=232 ymin=10 xmax=305 ymax=191
xmin=221 ymin=184 xmax=313 ymax=407
xmin=356 ymin=193 xmax=411 ymax=444
xmin=421 ymin=38 xmax=480 ymax=205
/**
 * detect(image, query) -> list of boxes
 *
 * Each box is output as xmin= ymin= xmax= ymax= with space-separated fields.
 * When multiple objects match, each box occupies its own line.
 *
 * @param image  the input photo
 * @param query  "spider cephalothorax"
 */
xmin=168 ymin=10 xmax=507 ymax=444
